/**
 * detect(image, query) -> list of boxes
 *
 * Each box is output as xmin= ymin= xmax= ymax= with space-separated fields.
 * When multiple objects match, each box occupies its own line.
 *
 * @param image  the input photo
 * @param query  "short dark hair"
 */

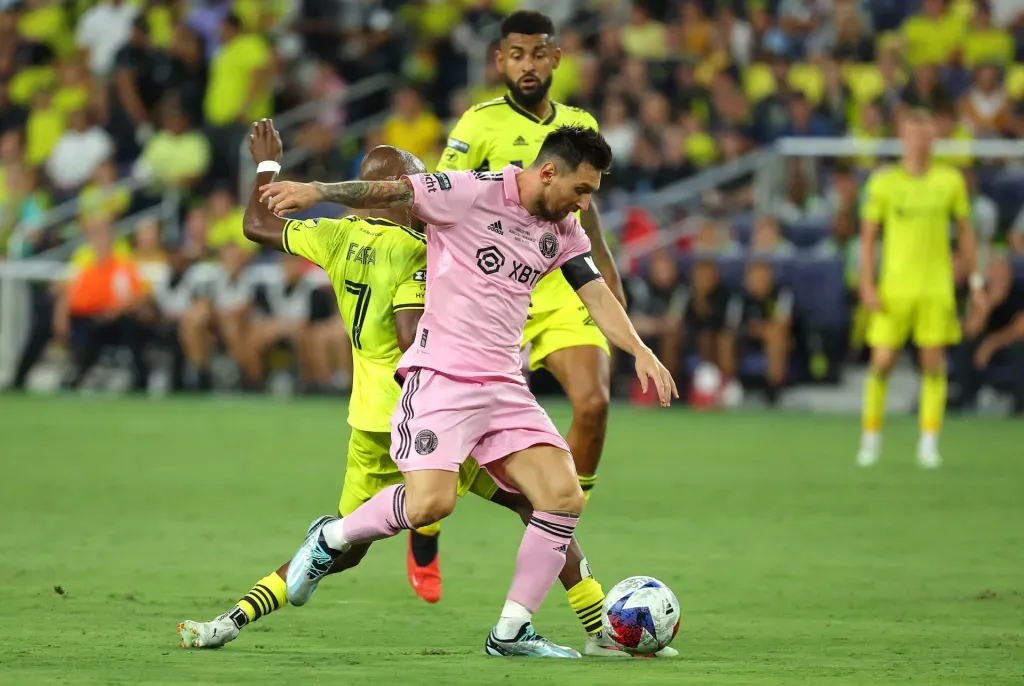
xmin=501 ymin=11 xmax=555 ymax=39
xmin=536 ymin=126 xmax=613 ymax=174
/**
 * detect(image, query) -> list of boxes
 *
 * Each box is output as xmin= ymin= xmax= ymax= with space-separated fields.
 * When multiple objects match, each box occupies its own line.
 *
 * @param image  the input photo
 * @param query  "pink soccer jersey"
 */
xmin=398 ymin=165 xmax=593 ymax=381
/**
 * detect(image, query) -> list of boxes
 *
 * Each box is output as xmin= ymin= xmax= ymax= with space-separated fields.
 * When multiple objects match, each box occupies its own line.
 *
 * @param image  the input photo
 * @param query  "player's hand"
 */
xmin=259 ymin=181 xmax=322 ymax=215
xmin=634 ymin=346 xmax=678 ymax=407
xmin=249 ymin=118 xmax=282 ymax=164
xmin=860 ymin=284 xmax=882 ymax=312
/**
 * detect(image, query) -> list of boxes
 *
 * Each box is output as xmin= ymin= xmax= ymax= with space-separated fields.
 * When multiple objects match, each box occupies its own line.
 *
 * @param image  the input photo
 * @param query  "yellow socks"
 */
xmin=566 ymin=576 xmax=605 ymax=635
xmin=578 ymin=474 xmax=596 ymax=502
xmin=920 ymin=371 xmax=947 ymax=436
xmin=232 ymin=573 xmax=287 ymax=627
xmin=862 ymin=370 xmax=888 ymax=434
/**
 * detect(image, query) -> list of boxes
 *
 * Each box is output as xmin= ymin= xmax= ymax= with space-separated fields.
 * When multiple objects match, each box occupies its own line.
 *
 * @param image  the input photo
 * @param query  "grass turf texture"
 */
xmin=1 ymin=395 xmax=1022 ymax=685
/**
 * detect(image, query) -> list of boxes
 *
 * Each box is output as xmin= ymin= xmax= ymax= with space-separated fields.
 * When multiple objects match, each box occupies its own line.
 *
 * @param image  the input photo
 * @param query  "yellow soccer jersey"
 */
xmin=436 ymin=95 xmax=599 ymax=313
xmin=861 ymin=164 xmax=969 ymax=304
xmin=283 ymin=216 xmax=426 ymax=432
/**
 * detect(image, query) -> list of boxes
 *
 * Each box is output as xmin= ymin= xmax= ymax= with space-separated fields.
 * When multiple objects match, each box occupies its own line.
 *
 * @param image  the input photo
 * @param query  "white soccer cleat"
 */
xmin=178 ymin=614 xmax=239 ymax=649
xmin=584 ymin=631 xmax=679 ymax=658
xmin=917 ymin=439 xmax=942 ymax=469
xmin=856 ymin=433 xmax=880 ymax=467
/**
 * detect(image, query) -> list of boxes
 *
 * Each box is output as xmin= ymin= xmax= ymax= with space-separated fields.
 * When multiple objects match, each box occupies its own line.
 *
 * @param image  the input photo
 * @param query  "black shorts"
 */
xmin=309 ymin=288 xmax=333 ymax=324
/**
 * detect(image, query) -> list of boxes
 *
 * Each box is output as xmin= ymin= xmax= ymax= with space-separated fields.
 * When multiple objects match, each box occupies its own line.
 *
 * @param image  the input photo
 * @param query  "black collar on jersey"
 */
xmin=364 ymin=217 xmax=405 ymax=228
xmin=365 ymin=216 xmax=425 ymax=243
xmin=504 ymin=93 xmax=557 ymax=125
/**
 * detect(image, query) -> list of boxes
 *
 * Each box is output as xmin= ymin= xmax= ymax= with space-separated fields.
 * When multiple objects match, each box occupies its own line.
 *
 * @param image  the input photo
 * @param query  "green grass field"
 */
xmin=1 ymin=395 xmax=1022 ymax=685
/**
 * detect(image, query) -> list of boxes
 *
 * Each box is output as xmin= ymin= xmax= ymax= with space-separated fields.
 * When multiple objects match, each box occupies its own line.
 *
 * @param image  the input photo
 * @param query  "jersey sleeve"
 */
xmin=392 ymin=243 xmax=427 ymax=312
xmin=860 ymin=170 xmax=888 ymax=224
xmin=578 ymin=109 xmax=600 ymax=133
xmin=402 ymin=171 xmax=478 ymax=227
xmin=949 ymin=169 xmax=970 ymax=220
xmin=282 ymin=217 xmax=348 ymax=268
xmin=436 ymin=110 xmax=488 ymax=172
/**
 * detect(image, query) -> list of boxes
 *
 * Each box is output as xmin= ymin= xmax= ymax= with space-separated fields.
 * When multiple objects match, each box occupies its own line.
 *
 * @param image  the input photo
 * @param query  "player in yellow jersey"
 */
xmin=179 ymin=120 xmax=676 ymax=658
xmin=406 ymin=9 xmax=629 ymax=597
xmin=857 ymin=109 xmax=986 ymax=469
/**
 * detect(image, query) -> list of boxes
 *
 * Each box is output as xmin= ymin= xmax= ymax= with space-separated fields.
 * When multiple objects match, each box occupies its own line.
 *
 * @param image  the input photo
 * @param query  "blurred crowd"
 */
xmin=2 ymin=0 xmax=1024 ymax=407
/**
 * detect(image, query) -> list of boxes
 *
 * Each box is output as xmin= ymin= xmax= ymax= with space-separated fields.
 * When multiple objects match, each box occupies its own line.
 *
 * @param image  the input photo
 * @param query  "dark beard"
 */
xmin=506 ymin=75 xmax=553 ymax=110
xmin=532 ymin=198 xmax=568 ymax=222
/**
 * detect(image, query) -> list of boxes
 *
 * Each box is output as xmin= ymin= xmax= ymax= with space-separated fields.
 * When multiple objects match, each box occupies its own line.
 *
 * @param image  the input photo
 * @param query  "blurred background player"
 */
xmin=857 ymin=109 xmax=984 ymax=469
xmin=179 ymin=122 xmax=675 ymax=659
xmin=56 ymin=217 xmax=150 ymax=391
xmin=412 ymin=9 xmax=627 ymax=602
xmin=951 ymin=253 xmax=1024 ymax=414
xmin=731 ymin=259 xmax=794 ymax=405
xmin=247 ymin=253 xmax=336 ymax=393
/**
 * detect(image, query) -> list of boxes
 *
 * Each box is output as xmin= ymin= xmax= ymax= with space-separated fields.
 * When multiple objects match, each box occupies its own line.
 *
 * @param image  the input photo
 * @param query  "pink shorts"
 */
xmin=390 ymin=368 xmax=569 ymax=487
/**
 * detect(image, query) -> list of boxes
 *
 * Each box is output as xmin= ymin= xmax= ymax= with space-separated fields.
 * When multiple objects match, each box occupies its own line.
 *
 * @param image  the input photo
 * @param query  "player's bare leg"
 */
xmin=482 ymin=444 xmax=585 ymax=658
xmin=858 ymin=346 xmax=898 ymax=466
xmin=302 ymin=321 xmax=335 ymax=391
xmin=764 ymin=322 xmax=791 ymax=405
xmin=544 ymin=346 xmax=610 ymax=500
xmin=178 ymin=299 xmax=214 ymax=390
xmin=916 ymin=346 xmax=947 ymax=468
xmin=217 ymin=309 xmax=260 ymax=389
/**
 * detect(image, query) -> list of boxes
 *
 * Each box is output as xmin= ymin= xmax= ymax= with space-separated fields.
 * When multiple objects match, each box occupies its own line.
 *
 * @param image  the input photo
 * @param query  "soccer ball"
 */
xmin=602 ymin=576 xmax=680 ymax=655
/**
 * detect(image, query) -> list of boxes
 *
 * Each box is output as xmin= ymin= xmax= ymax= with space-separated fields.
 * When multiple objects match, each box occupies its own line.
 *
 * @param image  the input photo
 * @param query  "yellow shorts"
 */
xmin=866 ymin=297 xmax=961 ymax=350
xmin=522 ymin=303 xmax=609 ymax=371
xmin=339 ymin=429 xmax=498 ymax=516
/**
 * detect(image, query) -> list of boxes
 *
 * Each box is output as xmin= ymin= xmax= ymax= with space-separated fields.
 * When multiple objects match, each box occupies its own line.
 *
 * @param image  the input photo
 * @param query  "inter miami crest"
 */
xmin=476 ymin=245 xmax=505 ymax=275
xmin=414 ymin=430 xmax=438 ymax=455
xmin=539 ymin=232 xmax=559 ymax=259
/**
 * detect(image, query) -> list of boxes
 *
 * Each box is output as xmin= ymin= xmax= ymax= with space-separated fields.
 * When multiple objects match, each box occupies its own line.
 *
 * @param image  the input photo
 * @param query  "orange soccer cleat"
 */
xmin=407 ymin=531 xmax=442 ymax=604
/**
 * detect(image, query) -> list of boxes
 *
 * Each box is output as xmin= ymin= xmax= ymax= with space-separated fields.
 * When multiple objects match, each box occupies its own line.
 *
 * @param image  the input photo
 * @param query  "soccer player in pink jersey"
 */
xmin=263 ymin=125 xmax=677 ymax=658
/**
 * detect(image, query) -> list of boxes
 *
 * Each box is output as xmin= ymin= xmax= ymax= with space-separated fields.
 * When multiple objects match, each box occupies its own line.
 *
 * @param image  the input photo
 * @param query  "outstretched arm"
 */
xmin=259 ymin=178 xmax=414 ymax=215
xmin=567 ymin=265 xmax=678 ymax=406
xmin=576 ymin=279 xmax=678 ymax=406
xmin=242 ymin=119 xmax=287 ymax=251
xmin=580 ymin=199 xmax=627 ymax=308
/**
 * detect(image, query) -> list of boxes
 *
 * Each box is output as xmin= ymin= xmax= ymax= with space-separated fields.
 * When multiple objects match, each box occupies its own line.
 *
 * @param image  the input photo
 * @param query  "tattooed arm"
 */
xmin=259 ymin=178 xmax=414 ymax=215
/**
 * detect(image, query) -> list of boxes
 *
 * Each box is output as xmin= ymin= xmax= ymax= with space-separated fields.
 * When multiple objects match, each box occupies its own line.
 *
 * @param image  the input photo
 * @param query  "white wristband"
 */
xmin=969 ymin=273 xmax=985 ymax=291
xmin=256 ymin=161 xmax=281 ymax=175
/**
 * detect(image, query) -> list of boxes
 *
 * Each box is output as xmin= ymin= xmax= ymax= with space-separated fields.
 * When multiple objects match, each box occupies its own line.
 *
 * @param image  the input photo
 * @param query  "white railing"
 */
xmin=610 ymin=136 xmax=1024 ymax=268
xmin=237 ymin=73 xmax=398 ymax=200
xmin=6 ymin=174 xmax=158 ymax=259
xmin=774 ymin=137 xmax=1024 ymax=158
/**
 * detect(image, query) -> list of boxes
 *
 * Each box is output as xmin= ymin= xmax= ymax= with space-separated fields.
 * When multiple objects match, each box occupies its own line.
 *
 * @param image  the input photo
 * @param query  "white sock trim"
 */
xmin=321 ymin=519 xmax=348 ymax=551
xmin=495 ymin=600 xmax=532 ymax=640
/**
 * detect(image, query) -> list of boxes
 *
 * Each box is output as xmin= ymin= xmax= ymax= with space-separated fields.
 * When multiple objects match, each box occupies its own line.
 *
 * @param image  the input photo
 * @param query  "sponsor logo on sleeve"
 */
xmin=447 ymin=138 xmax=470 ymax=154
xmin=433 ymin=173 xmax=452 ymax=191
xmin=413 ymin=269 xmax=426 ymax=282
